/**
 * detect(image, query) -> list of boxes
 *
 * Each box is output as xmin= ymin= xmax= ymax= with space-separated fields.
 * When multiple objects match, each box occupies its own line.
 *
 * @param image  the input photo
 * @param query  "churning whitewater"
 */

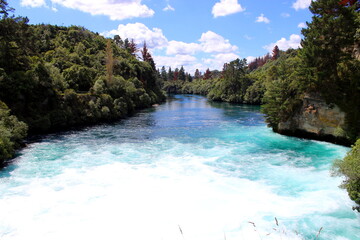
xmin=0 ymin=95 xmax=359 ymax=240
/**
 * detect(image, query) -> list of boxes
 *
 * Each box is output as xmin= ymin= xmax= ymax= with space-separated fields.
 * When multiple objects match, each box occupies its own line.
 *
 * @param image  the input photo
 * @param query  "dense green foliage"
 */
xmin=333 ymin=139 xmax=360 ymax=211
xmin=0 ymin=101 xmax=27 ymax=165
xmin=259 ymin=49 xmax=304 ymax=130
xmin=0 ymin=0 xmax=164 ymax=164
xmin=298 ymin=0 xmax=360 ymax=140
xmin=208 ymin=59 xmax=253 ymax=102
xmin=162 ymin=49 xmax=298 ymax=108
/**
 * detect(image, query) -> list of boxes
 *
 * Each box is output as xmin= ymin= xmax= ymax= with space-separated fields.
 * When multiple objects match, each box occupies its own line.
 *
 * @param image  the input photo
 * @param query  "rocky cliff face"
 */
xmin=276 ymin=93 xmax=350 ymax=145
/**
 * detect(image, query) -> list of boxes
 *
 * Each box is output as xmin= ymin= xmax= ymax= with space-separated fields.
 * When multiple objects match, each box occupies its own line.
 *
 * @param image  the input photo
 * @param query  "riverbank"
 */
xmin=1 ymin=95 xmax=357 ymax=240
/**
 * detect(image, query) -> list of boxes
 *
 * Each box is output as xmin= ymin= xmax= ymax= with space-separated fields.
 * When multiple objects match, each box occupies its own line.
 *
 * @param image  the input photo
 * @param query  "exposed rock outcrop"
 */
xmin=276 ymin=93 xmax=350 ymax=145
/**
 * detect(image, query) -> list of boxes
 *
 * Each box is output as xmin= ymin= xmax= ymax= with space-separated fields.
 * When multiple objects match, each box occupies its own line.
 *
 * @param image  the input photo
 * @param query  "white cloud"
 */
xmin=163 ymin=4 xmax=175 ymax=11
xmin=21 ymin=0 xmax=47 ymax=7
xmin=298 ymin=22 xmax=307 ymax=28
xmin=101 ymin=23 xmax=168 ymax=50
xmin=166 ymin=41 xmax=201 ymax=55
xmin=212 ymin=0 xmax=245 ymax=18
xmin=246 ymin=56 xmax=256 ymax=63
xmin=292 ymin=0 xmax=311 ymax=11
xmin=50 ymin=0 xmax=154 ymax=20
xmin=154 ymin=55 xmax=197 ymax=70
xmin=281 ymin=13 xmax=290 ymax=18
xmin=256 ymin=14 xmax=270 ymax=24
xmin=264 ymin=34 xmax=302 ymax=52
xmin=199 ymin=31 xmax=238 ymax=53
xmin=51 ymin=6 xmax=58 ymax=12
xmin=203 ymin=52 xmax=240 ymax=70
xmin=102 ymin=25 xmax=240 ymax=72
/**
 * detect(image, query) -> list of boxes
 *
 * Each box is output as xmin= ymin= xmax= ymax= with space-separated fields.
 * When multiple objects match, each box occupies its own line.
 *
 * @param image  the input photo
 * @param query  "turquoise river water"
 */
xmin=0 ymin=95 xmax=359 ymax=240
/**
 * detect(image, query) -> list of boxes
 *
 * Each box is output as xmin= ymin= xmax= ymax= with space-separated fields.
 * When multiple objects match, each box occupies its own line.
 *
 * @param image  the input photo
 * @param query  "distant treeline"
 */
xmin=161 ymin=0 xmax=360 ymax=211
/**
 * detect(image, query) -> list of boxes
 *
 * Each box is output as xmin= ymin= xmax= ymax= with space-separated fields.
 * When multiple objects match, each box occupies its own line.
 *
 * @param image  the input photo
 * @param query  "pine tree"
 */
xmin=141 ymin=41 xmax=149 ymax=61
xmin=179 ymin=66 xmax=186 ymax=81
xmin=186 ymin=73 xmax=193 ymax=82
xmin=272 ymin=45 xmax=280 ymax=60
xmin=0 ymin=0 xmax=14 ymax=18
xmin=168 ymin=67 xmax=174 ymax=81
xmin=300 ymin=0 xmax=360 ymax=139
xmin=174 ymin=68 xmax=179 ymax=81
xmin=105 ymin=39 xmax=114 ymax=86
xmin=129 ymin=39 xmax=137 ymax=56
xmin=160 ymin=66 xmax=167 ymax=81
xmin=194 ymin=69 xmax=201 ymax=79
xmin=141 ymin=41 xmax=156 ymax=70
xmin=203 ymin=68 xmax=212 ymax=80
xmin=113 ymin=35 xmax=123 ymax=48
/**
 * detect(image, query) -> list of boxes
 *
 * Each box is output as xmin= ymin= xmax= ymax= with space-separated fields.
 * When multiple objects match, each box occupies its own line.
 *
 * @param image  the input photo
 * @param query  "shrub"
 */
xmin=332 ymin=139 xmax=360 ymax=211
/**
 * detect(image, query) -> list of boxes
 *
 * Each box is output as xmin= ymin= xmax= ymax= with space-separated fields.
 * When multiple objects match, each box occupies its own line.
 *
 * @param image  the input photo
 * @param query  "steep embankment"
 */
xmin=276 ymin=93 xmax=350 ymax=145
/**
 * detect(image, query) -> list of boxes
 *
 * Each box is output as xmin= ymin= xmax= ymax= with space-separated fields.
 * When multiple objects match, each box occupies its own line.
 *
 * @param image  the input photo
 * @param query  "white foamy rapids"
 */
xmin=0 ymin=138 xmax=358 ymax=240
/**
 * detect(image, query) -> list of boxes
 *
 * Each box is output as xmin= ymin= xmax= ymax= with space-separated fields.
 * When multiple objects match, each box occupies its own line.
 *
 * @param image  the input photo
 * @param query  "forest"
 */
xmin=0 ymin=0 xmax=359 ymax=210
xmin=0 ymin=0 xmax=165 ymax=165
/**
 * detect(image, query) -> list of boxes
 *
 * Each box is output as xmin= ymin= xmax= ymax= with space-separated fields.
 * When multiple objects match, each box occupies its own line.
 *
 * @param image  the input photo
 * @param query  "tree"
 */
xmin=272 ymin=45 xmax=280 ymax=60
xmin=141 ymin=41 xmax=149 ymax=61
xmin=160 ymin=66 xmax=167 ymax=81
xmin=0 ymin=100 xmax=27 ymax=164
xmin=208 ymin=58 xmax=251 ymax=102
xmin=340 ymin=0 xmax=358 ymax=6
xmin=0 ymin=0 xmax=14 ymax=19
xmin=203 ymin=68 xmax=212 ymax=80
xmin=194 ymin=69 xmax=201 ymax=79
xmin=186 ymin=73 xmax=193 ymax=82
xmin=300 ymin=0 xmax=360 ymax=140
xmin=173 ymin=68 xmax=179 ymax=81
xmin=113 ymin=35 xmax=123 ymax=48
xmin=141 ymin=41 xmax=156 ymax=70
xmin=168 ymin=67 xmax=174 ymax=81
xmin=105 ymin=39 xmax=114 ymax=86
xmin=124 ymin=38 xmax=130 ymax=50
xmin=178 ymin=66 xmax=186 ymax=81
xmin=0 ymin=0 xmax=30 ymax=73
xmin=332 ymin=139 xmax=360 ymax=211
xmin=129 ymin=39 xmax=137 ymax=56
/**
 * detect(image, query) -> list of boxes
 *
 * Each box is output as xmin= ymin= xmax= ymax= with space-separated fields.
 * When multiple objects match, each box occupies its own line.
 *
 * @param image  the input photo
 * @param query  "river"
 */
xmin=0 ymin=95 xmax=359 ymax=240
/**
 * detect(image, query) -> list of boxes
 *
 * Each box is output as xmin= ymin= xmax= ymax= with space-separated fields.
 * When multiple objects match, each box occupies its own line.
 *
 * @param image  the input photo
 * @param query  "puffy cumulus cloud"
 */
xmin=50 ymin=0 xmax=154 ymax=20
xmin=102 ymin=24 xmax=240 ymax=72
xmin=246 ymin=56 xmax=256 ymax=63
xmin=101 ymin=23 xmax=168 ymax=49
xmin=256 ymin=14 xmax=270 ymax=24
xmin=212 ymin=0 xmax=245 ymax=18
xmin=264 ymin=34 xmax=302 ymax=52
xmin=199 ymin=31 xmax=238 ymax=53
xmin=153 ymin=55 xmax=197 ymax=70
xmin=203 ymin=52 xmax=240 ymax=70
xmin=166 ymin=41 xmax=201 ymax=55
xmin=292 ymin=0 xmax=311 ymax=11
xmin=21 ymin=0 xmax=47 ymax=7
xmin=163 ymin=4 xmax=175 ymax=11
xmin=298 ymin=22 xmax=307 ymax=28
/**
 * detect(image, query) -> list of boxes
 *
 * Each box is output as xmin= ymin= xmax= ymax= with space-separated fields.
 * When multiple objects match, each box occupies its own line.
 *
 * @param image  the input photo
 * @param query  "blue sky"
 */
xmin=12 ymin=0 xmax=313 ymax=73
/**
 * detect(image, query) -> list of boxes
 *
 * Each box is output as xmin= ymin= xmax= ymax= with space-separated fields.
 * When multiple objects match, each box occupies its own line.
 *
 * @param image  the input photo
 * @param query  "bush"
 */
xmin=332 ymin=139 xmax=360 ymax=211
xmin=0 ymin=101 xmax=28 ymax=164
